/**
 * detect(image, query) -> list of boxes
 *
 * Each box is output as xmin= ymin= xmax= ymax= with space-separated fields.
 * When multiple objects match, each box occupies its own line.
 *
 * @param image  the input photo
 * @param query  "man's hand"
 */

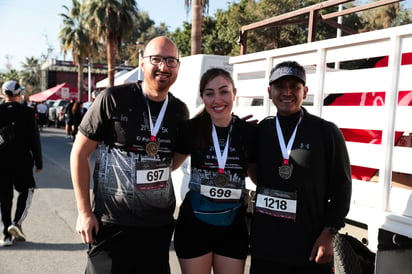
xmin=76 ymin=212 xmax=99 ymax=244
xmin=241 ymin=114 xmax=258 ymax=125
xmin=309 ymin=228 xmax=335 ymax=264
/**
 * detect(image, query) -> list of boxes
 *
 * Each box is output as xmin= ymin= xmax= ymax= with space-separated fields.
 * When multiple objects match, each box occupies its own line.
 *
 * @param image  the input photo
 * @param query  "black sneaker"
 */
xmin=8 ymin=224 xmax=26 ymax=241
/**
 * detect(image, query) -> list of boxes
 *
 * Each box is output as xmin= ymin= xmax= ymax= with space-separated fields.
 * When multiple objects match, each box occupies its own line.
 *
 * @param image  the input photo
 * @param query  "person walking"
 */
xmin=64 ymin=99 xmax=75 ymax=138
xmin=36 ymin=100 xmax=48 ymax=130
xmin=70 ymin=101 xmax=83 ymax=140
xmin=249 ymin=61 xmax=352 ymax=274
xmin=172 ymin=68 xmax=257 ymax=274
xmin=70 ymin=36 xmax=189 ymax=274
xmin=0 ymin=80 xmax=42 ymax=247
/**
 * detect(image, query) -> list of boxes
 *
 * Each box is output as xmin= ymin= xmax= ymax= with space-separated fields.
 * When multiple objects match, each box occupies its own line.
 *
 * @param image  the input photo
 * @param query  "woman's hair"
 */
xmin=199 ymin=68 xmax=235 ymax=97
xmin=71 ymin=101 xmax=81 ymax=113
xmin=195 ymin=68 xmax=235 ymax=148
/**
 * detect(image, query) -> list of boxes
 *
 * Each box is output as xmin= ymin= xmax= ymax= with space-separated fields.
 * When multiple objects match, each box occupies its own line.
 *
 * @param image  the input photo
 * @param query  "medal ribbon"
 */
xmin=146 ymin=96 xmax=169 ymax=142
xmin=212 ymin=119 xmax=234 ymax=174
xmin=275 ymin=112 xmax=302 ymax=165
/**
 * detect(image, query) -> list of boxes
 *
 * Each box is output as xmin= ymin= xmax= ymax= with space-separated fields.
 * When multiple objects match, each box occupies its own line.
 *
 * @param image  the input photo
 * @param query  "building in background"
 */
xmin=40 ymin=59 xmax=134 ymax=94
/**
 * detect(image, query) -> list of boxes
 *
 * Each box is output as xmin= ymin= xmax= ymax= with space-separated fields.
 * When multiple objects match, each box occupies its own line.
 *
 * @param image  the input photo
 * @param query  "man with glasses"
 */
xmin=70 ymin=36 xmax=189 ymax=274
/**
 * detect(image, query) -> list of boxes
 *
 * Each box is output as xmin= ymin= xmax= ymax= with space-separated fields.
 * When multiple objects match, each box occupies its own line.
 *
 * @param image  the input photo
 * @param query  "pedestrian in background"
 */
xmin=70 ymin=101 xmax=83 ymax=140
xmin=249 ymin=61 xmax=352 ymax=274
xmin=64 ymin=99 xmax=75 ymax=138
xmin=0 ymin=80 xmax=42 ymax=247
xmin=172 ymin=68 xmax=257 ymax=274
xmin=70 ymin=36 xmax=189 ymax=273
xmin=36 ymin=100 xmax=48 ymax=130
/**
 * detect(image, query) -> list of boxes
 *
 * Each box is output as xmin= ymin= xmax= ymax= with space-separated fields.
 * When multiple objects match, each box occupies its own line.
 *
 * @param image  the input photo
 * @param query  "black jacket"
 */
xmin=250 ymin=108 xmax=351 ymax=264
xmin=0 ymin=102 xmax=42 ymax=170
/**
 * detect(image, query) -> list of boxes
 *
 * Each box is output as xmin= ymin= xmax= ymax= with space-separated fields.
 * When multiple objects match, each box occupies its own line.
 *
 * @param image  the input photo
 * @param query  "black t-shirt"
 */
xmin=79 ymin=83 xmax=189 ymax=227
xmin=175 ymin=115 xmax=256 ymax=201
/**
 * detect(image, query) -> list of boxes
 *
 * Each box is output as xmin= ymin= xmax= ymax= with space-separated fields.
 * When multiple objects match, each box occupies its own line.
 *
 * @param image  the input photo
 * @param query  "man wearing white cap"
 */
xmin=0 ymin=80 xmax=43 ymax=247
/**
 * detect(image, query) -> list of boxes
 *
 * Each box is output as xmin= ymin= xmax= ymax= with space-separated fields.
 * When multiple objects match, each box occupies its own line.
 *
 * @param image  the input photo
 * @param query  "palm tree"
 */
xmin=184 ymin=0 xmax=209 ymax=55
xmin=59 ymin=0 xmax=94 ymax=102
xmin=20 ymin=57 xmax=41 ymax=94
xmin=84 ymin=0 xmax=138 ymax=87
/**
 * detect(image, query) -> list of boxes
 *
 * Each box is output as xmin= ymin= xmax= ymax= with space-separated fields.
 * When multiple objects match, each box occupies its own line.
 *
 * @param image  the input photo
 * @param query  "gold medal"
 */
xmin=214 ymin=173 xmax=229 ymax=187
xmin=278 ymin=164 xmax=293 ymax=180
xmin=146 ymin=141 xmax=159 ymax=157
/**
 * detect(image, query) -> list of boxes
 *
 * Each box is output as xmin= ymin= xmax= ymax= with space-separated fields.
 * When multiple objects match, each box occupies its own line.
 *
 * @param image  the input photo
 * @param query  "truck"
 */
xmin=228 ymin=23 xmax=412 ymax=273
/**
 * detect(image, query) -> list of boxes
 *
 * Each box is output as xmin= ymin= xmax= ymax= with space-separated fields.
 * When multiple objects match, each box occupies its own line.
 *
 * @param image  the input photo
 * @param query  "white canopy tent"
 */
xmin=114 ymin=67 xmax=144 ymax=86
xmin=96 ymin=70 xmax=129 ymax=88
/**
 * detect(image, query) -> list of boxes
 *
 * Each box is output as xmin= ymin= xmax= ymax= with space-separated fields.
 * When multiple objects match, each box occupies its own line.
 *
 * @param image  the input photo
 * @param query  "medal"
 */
xmin=144 ymin=92 xmax=168 ymax=157
xmin=278 ymin=163 xmax=293 ymax=180
xmin=146 ymin=141 xmax=159 ymax=157
xmin=275 ymin=112 xmax=302 ymax=182
xmin=211 ymin=120 xmax=234 ymax=187
xmin=214 ymin=173 xmax=229 ymax=187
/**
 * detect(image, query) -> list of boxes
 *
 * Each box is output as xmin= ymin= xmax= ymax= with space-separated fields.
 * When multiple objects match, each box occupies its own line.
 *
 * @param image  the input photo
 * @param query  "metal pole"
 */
xmin=88 ymin=57 xmax=92 ymax=102
xmin=138 ymin=48 xmax=142 ymax=81
xmin=136 ymin=41 xmax=145 ymax=81
xmin=335 ymin=4 xmax=343 ymax=69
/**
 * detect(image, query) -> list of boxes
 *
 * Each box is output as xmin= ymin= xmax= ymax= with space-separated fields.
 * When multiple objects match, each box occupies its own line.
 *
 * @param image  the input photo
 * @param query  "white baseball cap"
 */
xmin=2 ymin=80 xmax=24 ymax=96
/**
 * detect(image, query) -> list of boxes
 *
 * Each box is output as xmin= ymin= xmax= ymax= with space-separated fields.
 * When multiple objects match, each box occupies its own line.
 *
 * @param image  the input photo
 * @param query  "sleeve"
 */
xmin=28 ymin=107 xmax=43 ymax=169
xmin=324 ymin=122 xmax=352 ymax=229
xmin=78 ymin=89 xmax=113 ymax=142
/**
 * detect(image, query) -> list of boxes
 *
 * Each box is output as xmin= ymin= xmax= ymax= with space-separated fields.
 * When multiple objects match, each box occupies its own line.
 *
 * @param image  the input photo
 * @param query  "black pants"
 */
xmin=250 ymin=256 xmax=334 ymax=274
xmin=86 ymin=222 xmax=175 ymax=274
xmin=0 ymin=180 xmax=34 ymax=238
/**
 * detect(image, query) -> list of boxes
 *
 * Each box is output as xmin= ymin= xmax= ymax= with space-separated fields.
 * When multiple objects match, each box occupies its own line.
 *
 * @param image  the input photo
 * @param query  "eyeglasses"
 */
xmin=144 ymin=55 xmax=180 ymax=68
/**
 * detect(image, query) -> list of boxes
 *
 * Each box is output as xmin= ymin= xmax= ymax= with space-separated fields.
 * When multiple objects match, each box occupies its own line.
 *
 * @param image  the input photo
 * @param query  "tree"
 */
xmin=184 ymin=0 xmax=209 ymax=55
xmin=84 ymin=0 xmax=138 ymax=87
xmin=20 ymin=57 xmax=41 ymax=94
xmin=197 ymin=0 xmax=363 ymax=55
xmin=360 ymin=2 xmax=411 ymax=32
xmin=0 ymin=70 xmax=20 ymax=89
xmin=117 ymin=11 xmax=166 ymax=67
xmin=212 ymin=0 xmax=260 ymax=55
xmin=172 ymin=22 xmax=195 ymax=57
xmin=60 ymin=0 xmax=96 ymax=102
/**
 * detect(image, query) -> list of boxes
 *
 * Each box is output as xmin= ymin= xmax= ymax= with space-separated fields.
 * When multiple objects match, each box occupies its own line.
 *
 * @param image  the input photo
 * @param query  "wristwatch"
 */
xmin=326 ymin=226 xmax=339 ymax=235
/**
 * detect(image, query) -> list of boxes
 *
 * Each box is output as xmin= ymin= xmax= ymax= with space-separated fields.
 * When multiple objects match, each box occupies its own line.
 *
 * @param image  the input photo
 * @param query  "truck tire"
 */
xmin=333 ymin=233 xmax=363 ymax=274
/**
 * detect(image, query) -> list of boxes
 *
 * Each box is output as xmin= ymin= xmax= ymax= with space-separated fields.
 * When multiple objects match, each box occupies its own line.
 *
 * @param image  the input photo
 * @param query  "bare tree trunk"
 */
xmin=77 ymin=63 xmax=84 ymax=102
xmin=191 ymin=0 xmax=202 ymax=55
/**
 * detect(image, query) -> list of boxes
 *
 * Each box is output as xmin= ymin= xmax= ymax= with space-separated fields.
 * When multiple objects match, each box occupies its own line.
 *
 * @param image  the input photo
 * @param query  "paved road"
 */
xmin=0 ymin=127 xmax=251 ymax=273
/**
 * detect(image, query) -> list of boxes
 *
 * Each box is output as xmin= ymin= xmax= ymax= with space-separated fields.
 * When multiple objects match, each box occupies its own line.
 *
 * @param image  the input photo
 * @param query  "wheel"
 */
xmin=333 ymin=233 xmax=364 ymax=274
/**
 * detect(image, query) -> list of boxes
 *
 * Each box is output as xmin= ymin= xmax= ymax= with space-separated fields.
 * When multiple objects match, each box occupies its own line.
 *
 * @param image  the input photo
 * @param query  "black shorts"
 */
xmin=86 ymin=222 xmax=174 ymax=274
xmin=174 ymin=194 xmax=249 ymax=260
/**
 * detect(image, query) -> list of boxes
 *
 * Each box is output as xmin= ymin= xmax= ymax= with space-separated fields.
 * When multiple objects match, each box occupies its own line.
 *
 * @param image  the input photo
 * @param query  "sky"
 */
xmin=0 ymin=0 xmax=410 ymax=72
xmin=0 ymin=0 xmax=236 ymax=72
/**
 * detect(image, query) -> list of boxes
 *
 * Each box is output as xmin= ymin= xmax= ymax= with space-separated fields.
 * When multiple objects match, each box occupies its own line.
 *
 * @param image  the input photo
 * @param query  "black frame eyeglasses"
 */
xmin=144 ymin=55 xmax=180 ymax=68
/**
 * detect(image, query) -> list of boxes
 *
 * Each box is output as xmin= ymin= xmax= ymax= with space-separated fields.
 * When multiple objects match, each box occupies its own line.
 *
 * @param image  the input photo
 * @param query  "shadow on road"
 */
xmin=2 ymin=241 xmax=86 ymax=251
